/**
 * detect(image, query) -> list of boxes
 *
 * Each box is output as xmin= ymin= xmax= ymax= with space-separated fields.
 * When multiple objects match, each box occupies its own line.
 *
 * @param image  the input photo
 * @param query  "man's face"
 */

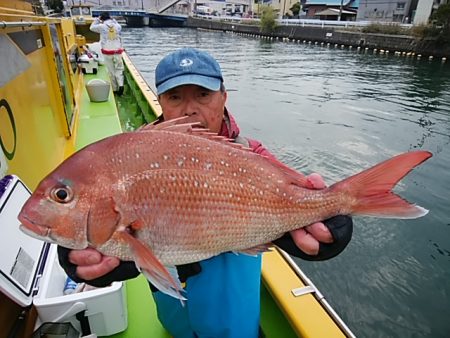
xmin=159 ymin=84 xmax=227 ymax=134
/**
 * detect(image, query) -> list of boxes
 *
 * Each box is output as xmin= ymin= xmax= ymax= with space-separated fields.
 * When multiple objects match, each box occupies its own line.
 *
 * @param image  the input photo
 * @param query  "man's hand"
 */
xmin=290 ymin=222 xmax=334 ymax=255
xmin=290 ymin=173 xmax=334 ymax=255
xmin=68 ymin=248 xmax=120 ymax=280
xmin=58 ymin=246 xmax=140 ymax=286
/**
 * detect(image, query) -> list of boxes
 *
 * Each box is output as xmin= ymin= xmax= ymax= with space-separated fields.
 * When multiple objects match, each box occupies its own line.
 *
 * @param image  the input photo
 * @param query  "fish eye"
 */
xmin=50 ymin=186 xmax=73 ymax=203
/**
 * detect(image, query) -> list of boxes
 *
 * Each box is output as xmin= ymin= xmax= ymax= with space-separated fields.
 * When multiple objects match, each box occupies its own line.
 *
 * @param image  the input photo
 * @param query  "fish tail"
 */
xmin=330 ymin=151 xmax=432 ymax=219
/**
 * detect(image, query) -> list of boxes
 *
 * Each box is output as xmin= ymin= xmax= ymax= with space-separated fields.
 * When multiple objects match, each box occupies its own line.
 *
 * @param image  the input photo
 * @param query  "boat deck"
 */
xmin=108 ymin=276 xmax=170 ymax=337
xmin=75 ymin=69 xmax=123 ymax=150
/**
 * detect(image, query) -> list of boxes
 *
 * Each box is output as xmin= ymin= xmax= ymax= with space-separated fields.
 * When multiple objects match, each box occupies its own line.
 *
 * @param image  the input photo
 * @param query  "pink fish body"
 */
xmin=18 ymin=120 xmax=432 ymax=299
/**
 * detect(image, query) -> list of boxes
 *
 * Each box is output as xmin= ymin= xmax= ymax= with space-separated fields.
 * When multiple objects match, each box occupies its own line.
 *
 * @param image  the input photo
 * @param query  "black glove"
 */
xmin=57 ymin=246 xmax=140 ymax=287
xmin=273 ymin=215 xmax=353 ymax=261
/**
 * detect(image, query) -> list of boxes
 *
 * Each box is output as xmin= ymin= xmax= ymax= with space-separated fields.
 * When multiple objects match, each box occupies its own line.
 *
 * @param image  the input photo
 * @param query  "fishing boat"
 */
xmin=0 ymin=1 xmax=354 ymax=337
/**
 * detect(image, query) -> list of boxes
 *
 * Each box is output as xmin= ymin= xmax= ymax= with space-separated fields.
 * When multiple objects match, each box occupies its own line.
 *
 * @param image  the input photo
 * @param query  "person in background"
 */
xmin=58 ymin=48 xmax=353 ymax=338
xmin=89 ymin=12 xmax=124 ymax=95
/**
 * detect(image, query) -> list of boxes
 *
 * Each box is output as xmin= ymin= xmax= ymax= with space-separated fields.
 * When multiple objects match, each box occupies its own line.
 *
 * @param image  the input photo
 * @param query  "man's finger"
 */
xmin=68 ymin=248 xmax=103 ymax=266
xmin=290 ymin=228 xmax=319 ymax=255
xmin=306 ymin=173 xmax=326 ymax=189
xmin=76 ymin=257 xmax=120 ymax=280
xmin=305 ymin=222 xmax=334 ymax=243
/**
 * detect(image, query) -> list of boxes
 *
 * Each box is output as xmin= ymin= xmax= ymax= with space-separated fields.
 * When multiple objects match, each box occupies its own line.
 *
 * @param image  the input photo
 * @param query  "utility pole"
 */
xmin=338 ymin=0 xmax=343 ymax=21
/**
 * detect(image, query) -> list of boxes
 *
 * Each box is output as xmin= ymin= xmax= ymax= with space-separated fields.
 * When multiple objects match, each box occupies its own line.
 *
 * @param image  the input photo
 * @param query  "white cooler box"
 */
xmin=0 ymin=175 xmax=128 ymax=336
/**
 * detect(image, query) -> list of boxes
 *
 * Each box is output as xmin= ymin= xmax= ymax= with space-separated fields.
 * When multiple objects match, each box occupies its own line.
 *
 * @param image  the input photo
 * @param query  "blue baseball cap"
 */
xmin=155 ymin=48 xmax=223 ymax=95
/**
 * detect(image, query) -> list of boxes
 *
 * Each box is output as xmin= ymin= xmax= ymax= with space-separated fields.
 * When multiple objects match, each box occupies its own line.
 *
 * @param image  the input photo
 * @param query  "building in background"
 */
xmin=64 ymin=0 xmax=297 ymax=18
xmin=413 ymin=0 xmax=447 ymax=24
xmin=65 ymin=0 xmax=147 ymax=8
xmin=193 ymin=0 xmax=252 ymax=16
xmin=64 ymin=0 xmax=252 ymax=15
xmin=63 ymin=0 xmax=447 ymax=22
xmin=302 ymin=0 xmax=359 ymax=20
xmin=356 ymin=0 xmax=417 ymax=23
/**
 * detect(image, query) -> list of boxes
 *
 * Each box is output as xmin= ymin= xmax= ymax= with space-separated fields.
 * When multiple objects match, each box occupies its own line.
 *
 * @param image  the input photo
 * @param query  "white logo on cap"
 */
xmin=180 ymin=58 xmax=193 ymax=67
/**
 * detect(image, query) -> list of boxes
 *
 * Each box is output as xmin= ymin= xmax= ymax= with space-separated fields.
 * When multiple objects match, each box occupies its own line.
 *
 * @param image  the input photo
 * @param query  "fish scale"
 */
xmin=115 ymin=170 xmax=293 ymax=264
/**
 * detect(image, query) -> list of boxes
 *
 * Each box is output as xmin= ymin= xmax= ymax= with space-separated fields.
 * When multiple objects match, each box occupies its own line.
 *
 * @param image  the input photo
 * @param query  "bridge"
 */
xmin=90 ymin=1 xmax=187 ymax=27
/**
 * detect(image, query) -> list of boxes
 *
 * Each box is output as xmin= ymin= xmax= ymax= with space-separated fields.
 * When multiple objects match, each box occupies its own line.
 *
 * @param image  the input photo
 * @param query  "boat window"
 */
xmin=49 ymin=24 xmax=74 ymax=134
xmin=68 ymin=49 xmax=79 ymax=74
xmin=71 ymin=7 xmax=82 ymax=16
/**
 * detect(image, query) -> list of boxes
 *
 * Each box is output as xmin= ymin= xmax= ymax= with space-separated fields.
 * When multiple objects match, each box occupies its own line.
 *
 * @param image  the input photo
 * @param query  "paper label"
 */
xmin=10 ymin=247 xmax=34 ymax=289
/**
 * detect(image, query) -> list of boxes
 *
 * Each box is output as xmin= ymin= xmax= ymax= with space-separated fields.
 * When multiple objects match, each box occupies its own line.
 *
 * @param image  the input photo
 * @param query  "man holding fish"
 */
xmin=56 ymin=48 xmax=354 ymax=337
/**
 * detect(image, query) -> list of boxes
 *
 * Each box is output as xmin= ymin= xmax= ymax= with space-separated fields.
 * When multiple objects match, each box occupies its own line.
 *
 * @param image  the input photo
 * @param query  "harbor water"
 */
xmin=121 ymin=27 xmax=450 ymax=337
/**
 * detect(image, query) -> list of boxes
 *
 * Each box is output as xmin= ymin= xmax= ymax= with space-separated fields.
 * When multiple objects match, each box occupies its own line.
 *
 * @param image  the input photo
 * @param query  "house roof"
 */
xmin=304 ymin=0 xmax=360 ymax=8
xmin=314 ymin=8 xmax=357 ymax=15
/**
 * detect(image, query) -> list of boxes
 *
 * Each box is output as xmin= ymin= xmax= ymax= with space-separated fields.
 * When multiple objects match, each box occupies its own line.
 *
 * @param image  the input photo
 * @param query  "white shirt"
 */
xmin=89 ymin=18 xmax=122 ymax=51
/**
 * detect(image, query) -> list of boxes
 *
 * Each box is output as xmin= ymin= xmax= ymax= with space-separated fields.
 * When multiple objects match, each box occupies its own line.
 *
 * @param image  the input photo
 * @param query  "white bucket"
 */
xmin=85 ymin=79 xmax=110 ymax=102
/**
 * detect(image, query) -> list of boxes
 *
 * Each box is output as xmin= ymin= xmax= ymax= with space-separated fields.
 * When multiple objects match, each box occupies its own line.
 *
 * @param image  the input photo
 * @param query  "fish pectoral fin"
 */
xmin=140 ymin=265 xmax=186 ymax=302
xmin=87 ymin=197 xmax=120 ymax=247
xmin=118 ymin=231 xmax=186 ymax=303
xmin=237 ymin=243 xmax=274 ymax=256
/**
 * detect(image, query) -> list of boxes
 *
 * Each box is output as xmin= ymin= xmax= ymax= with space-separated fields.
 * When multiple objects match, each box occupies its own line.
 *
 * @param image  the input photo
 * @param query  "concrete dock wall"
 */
xmin=186 ymin=17 xmax=450 ymax=58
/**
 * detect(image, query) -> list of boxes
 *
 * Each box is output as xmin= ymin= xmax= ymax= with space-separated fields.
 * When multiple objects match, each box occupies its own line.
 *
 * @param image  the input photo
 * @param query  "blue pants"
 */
xmin=152 ymin=253 xmax=262 ymax=338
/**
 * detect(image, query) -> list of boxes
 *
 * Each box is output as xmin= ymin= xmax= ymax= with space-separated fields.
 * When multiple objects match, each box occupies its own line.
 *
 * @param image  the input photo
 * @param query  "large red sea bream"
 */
xmin=18 ymin=119 xmax=432 ymax=300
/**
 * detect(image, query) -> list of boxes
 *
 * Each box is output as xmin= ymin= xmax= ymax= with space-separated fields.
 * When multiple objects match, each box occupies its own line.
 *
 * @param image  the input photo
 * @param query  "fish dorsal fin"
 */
xmin=136 ymin=116 xmax=200 ymax=132
xmin=137 ymin=116 xmax=251 ymax=152
xmin=190 ymin=129 xmax=251 ymax=151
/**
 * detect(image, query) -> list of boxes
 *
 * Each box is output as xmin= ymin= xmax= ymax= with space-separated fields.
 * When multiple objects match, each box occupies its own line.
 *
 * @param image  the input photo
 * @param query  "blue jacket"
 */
xmin=153 ymin=253 xmax=261 ymax=338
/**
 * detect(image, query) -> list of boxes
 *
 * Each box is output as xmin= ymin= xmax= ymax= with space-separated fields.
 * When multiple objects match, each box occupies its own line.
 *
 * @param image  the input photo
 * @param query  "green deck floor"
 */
xmin=77 ymin=68 xmax=122 ymax=150
xmin=107 ymin=276 xmax=170 ymax=338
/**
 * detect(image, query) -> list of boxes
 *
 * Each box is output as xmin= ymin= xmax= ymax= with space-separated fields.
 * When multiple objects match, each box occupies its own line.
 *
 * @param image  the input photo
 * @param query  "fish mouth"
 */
xmin=19 ymin=215 xmax=56 ymax=243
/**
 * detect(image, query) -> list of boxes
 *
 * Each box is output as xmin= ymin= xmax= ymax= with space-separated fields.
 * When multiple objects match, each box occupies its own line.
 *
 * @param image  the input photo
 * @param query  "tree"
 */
xmin=429 ymin=3 xmax=450 ymax=43
xmin=432 ymin=3 xmax=450 ymax=31
xmin=260 ymin=5 xmax=278 ymax=33
xmin=290 ymin=3 xmax=300 ymax=17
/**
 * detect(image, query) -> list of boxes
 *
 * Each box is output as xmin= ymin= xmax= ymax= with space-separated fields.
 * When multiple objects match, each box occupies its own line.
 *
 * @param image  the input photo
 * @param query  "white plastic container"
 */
xmin=0 ymin=175 xmax=128 ymax=336
xmin=85 ymin=79 xmax=110 ymax=102
xmin=86 ymin=42 xmax=105 ymax=65
xmin=78 ymin=53 xmax=98 ymax=74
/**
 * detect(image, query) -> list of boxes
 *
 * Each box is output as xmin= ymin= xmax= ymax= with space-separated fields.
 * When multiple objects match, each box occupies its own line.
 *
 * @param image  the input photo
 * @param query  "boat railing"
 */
xmin=192 ymin=14 xmax=413 ymax=29
xmin=0 ymin=21 xmax=46 ymax=28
